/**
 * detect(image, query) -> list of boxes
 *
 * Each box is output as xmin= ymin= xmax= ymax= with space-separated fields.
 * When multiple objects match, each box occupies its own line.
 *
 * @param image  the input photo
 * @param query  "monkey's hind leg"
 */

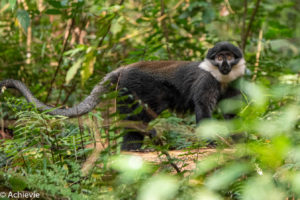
xmin=118 ymin=119 xmax=154 ymax=151
xmin=117 ymin=88 xmax=158 ymax=151
xmin=121 ymin=128 xmax=158 ymax=151
xmin=121 ymin=130 xmax=145 ymax=151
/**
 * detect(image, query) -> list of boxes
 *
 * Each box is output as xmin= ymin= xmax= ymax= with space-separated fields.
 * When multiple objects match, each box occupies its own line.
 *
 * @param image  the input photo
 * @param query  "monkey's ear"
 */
xmin=206 ymin=48 xmax=218 ymax=59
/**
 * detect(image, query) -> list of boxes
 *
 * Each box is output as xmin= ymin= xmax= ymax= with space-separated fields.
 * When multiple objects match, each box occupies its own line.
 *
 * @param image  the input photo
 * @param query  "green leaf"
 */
xmin=202 ymin=6 xmax=215 ymax=23
xmin=9 ymin=0 xmax=17 ymax=10
xmin=291 ymin=172 xmax=300 ymax=196
xmin=288 ymin=58 xmax=300 ymax=73
xmin=16 ymin=10 xmax=30 ymax=33
xmin=205 ymin=163 xmax=250 ymax=190
xmin=47 ymin=0 xmax=65 ymax=8
xmin=61 ymin=0 xmax=68 ymax=6
xmin=111 ymin=155 xmax=151 ymax=184
xmin=65 ymin=58 xmax=84 ymax=84
xmin=133 ymin=105 xmax=144 ymax=115
xmin=193 ymin=189 xmax=222 ymax=200
xmin=64 ymin=45 xmax=86 ymax=56
xmin=195 ymin=155 xmax=224 ymax=176
xmin=242 ymin=81 xmax=267 ymax=108
xmin=80 ymin=48 xmax=96 ymax=85
xmin=8 ymin=175 xmax=28 ymax=192
xmin=243 ymin=174 xmax=285 ymax=200
xmin=45 ymin=9 xmax=62 ymax=15
xmin=111 ymin=17 xmax=123 ymax=35
xmin=196 ymin=120 xmax=231 ymax=139
xmin=138 ymin=175 xmax=179 ymax=200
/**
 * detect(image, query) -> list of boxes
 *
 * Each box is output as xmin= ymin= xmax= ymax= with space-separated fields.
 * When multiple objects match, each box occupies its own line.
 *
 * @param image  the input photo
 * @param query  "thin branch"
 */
xmin=26 ymin=26 xmax=32 ymax=64
xmin=241 ymin=0 xmax=247 ymax=50
xmin=216 ymin=134 xmax=232 ymax=147
xmin=241 ymin=0 xmax=261 ymax=53
xmin=132 ymin=91 xmax=158 ymax=119
xmin=155 ymin=137 xmax=181 ymax=173
xmin=252 ymin=28 xmax=263 ymax=81
xmin=77 ymin=115 xmax=87 ymax=161
xmin=0 ymin=118 xmax=4 ymax=139
xmin=45 ymin=18 xmax=75 ymax=103
xmin=20 ymin=0 xmax=32 ymax=64
xmin=56 ymin=16 xmax=90 ymax=106
xmin=81 ymin=116 xmax=106 ymax=176
xmin=97 ymin=0 xmax=124 ymax=48
xmin=224 ymin=0 xmax=235 ymax=14
xmin=97 ymin=23 xmax=112 ymax=48
xmin=61 ymin=82 xmax=78 ymax=105
xmin=162 ymin=149 xmax=181 ymax=173
xmin=55 ymin=85 xmax=63 ymax=106
xmin=92 ymin=115 xmax=107 ymax=150
xmin=101 ymin=100 xmax=111 ymax=154
xmin=160 ymin=0 xmax=171 ymax=59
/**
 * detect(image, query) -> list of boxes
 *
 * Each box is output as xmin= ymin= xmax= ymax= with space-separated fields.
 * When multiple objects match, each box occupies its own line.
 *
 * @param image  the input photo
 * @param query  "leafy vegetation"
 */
xmin=0 ymin=0 xmax=300 ymax=199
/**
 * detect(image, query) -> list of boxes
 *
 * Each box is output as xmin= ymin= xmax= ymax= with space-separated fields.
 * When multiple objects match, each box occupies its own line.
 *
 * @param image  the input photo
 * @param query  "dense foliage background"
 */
xmin=0 ymin=0 xmax=300 ymax=199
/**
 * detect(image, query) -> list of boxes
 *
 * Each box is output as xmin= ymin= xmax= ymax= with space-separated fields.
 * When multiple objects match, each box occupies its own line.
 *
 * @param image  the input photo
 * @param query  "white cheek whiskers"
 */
xmin=198 ymin=58 xmax=246 ymax=92
xmin=199 ymin=58 xmax=246 ymax=83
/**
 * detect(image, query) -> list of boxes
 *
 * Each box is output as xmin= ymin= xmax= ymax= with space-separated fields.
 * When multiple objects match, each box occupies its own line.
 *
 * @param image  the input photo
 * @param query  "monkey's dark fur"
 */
xmin=0 ymin=42 xmax=246 ymax=150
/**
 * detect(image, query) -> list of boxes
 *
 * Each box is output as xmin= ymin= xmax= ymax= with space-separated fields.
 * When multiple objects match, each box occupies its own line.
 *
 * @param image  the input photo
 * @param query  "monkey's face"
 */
xmin=200 ymin=42 xmax=246 ymax=83
xmin=212 ymin=51 xmax=240 ymax=75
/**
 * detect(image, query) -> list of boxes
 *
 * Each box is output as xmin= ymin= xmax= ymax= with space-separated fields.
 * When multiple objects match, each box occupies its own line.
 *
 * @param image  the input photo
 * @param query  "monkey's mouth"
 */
xmin=220 ymin=69 xmax=231 ymax=75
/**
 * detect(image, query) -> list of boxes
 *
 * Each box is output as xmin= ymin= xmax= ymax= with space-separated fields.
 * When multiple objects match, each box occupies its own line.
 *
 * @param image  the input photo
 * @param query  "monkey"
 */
xmin=0 ymin=41 xmax=246 ymax=151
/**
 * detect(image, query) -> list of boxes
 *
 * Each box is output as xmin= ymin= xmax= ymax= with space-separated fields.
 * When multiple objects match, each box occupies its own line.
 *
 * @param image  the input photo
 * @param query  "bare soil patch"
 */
xmin=122 ymin=148 xmax=232 ymax=172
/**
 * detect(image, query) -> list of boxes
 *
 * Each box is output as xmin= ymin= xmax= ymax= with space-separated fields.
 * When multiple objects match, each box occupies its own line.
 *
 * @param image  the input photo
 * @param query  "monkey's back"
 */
xmin=117 ymin=61 xmax=221 ymax=119
xmin=125 ymin=61 xmax=191 ymax=78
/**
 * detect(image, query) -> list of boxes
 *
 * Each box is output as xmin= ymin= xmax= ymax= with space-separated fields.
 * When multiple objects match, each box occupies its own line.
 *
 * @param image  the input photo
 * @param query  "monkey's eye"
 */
xmin=217 ymin=56 xmax=223 ymax=61
xmin=227 ymin=55 xmax=233 ymax=61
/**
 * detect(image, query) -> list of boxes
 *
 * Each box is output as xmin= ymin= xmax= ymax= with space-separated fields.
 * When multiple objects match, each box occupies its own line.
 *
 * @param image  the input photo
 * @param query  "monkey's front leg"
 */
xmin=194 ymin=91 xmax=218 ymax=124
xmin=195 ymin=103 xmax=212 ymax=124
xmin=194 ymin=94 xmax=219 ymax=146
xmin=219 ymin=86 xmax=242 ymax=119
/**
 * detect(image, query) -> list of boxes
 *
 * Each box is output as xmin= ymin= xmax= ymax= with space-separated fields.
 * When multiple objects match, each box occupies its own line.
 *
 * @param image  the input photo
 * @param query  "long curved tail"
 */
xmin=0 ymin=68 xmax=123 ymax=117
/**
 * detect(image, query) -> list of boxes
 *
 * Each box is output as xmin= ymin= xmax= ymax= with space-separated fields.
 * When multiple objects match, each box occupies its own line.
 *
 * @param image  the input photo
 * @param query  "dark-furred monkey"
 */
xmin=0 ymin=42 xmax=246 ymax=150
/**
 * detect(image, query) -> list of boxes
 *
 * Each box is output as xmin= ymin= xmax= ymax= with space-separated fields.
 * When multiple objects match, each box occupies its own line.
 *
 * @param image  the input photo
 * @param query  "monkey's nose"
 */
xmin=221 ymin=68 xmax=230 ymax=75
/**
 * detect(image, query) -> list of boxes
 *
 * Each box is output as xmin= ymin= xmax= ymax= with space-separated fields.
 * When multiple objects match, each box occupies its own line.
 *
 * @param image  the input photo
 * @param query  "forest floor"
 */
xmin=122 ymin=148 xmax=233 ymax=172
xmin=1 ymin=121 xmax=231 ymax=173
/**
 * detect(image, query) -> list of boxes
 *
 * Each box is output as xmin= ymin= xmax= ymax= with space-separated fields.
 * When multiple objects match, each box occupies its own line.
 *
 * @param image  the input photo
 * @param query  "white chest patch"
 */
xmin=198 ymin=58 xmax=246 ymax=84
